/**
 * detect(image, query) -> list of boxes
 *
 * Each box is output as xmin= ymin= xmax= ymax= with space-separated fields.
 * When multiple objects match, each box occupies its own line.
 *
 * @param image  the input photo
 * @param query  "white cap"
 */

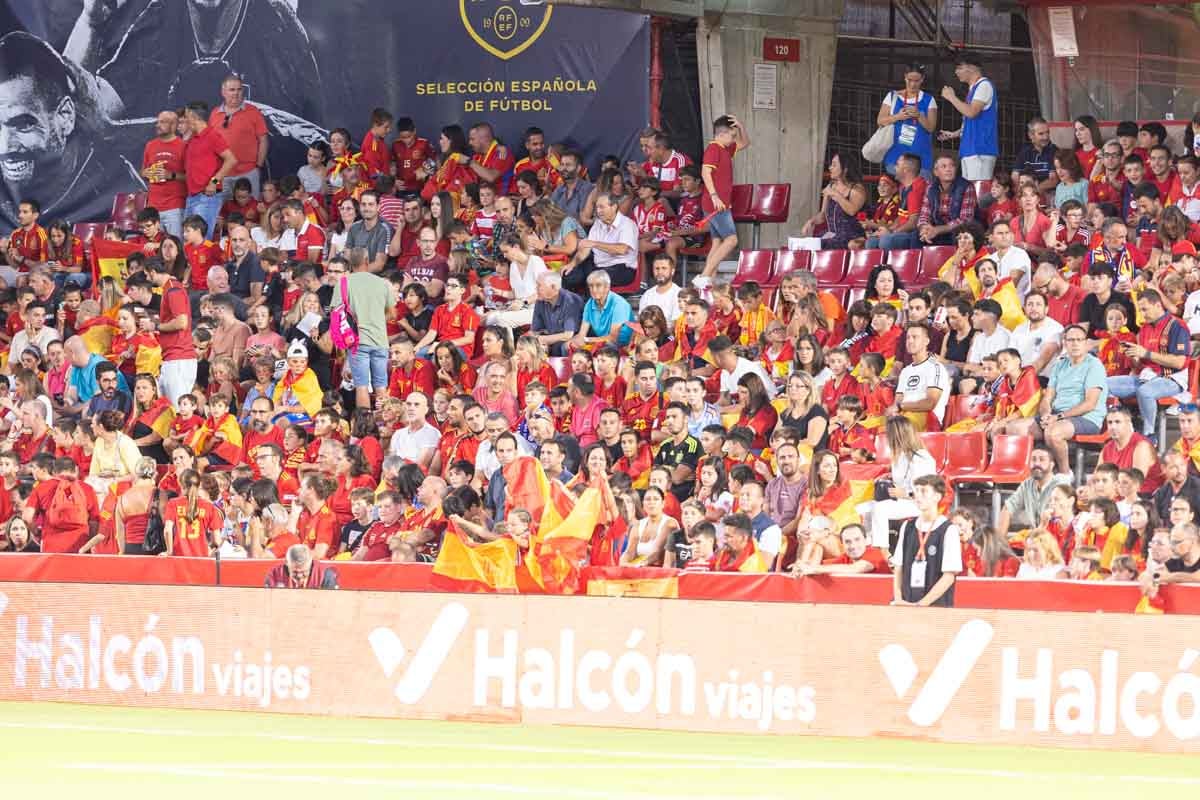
xmin=286 ymin=341 xmax=308 ymax=359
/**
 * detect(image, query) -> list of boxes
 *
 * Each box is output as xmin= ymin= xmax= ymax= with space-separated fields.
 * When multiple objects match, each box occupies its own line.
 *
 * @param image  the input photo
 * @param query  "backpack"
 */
xmin=48 ymin=479 xmax=89 ymax=528
xmin=142 ymin=489 xmax=166 ymax=555
xmin=329 ymin=274 xmax=360 ymax=353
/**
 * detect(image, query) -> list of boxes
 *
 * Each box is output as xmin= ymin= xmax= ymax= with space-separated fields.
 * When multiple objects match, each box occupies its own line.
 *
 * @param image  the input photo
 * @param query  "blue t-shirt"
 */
xmin=1048 ymin=353 xmax=1109 ymax=428
xmin=583 ymin=292 xmax=634 ymax=346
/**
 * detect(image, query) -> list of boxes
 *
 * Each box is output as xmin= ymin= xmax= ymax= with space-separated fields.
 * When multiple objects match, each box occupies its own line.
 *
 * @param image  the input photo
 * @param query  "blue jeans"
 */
xmin=348 ymin=345 xmax=389 ymax=390
xmin=158 ymin=208 xmax=183 ymax=238
xmin=1107 ymin=375 xmax=1184 ymax=437
xmin=869 ymin=230 xmax=921 ymax=250
xmin=185 ymin=192 xmax=222 ymax=239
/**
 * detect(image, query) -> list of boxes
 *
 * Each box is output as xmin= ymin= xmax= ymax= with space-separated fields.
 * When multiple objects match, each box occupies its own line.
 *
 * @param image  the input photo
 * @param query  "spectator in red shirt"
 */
xmin=208 ymin=75 xmax=269 ymax=200
xmin=360 ymin=107 xmax=394 ymax=180
xmin=141 ymin=109 xmax=188 ymax=237
xmin=569 ymin=373 xmax=607 ymax=447
xmin=182 ymin=215 xmax=222 ymax=292
xmin=22 ymin=457 xmax=99 ymax=553
xmin=698 ymin=114 xmax=751 ymax=282
xmin=467 ymin=122 xmax=515 ymax=193
xmin=390 ymin=117 xmax=432 ymax=195
xmin=353 ymin=490 xmax=407 ymax=562
xmin=163 ymin=468 xmax=223 ymax=557
xmin=182 ymin=101 xmax=237 ymax=242
xmin=144 ymin=258 xmax=196 ymax=406
xmin=4 ymin=198 xmax=48 ymax=276
xmin=283 ymin=198 xmax=326 ymax=262
xmin=415 ymin=277 xmax=479 ymax=358
xmin=793 ymin=523 xmax=892 ymax=575
xmin=1032 ymin=255 xmax=1084 ymax=325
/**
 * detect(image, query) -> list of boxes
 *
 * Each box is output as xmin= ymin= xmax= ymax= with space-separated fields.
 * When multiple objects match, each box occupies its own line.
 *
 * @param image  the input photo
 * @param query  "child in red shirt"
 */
xmin=182 ymin=217 xmax=221 ymax=292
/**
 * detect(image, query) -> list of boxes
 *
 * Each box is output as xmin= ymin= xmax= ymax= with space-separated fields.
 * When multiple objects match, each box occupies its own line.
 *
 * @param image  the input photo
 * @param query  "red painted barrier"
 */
xmin=1 ymin=555 xmax=1198 ymax=613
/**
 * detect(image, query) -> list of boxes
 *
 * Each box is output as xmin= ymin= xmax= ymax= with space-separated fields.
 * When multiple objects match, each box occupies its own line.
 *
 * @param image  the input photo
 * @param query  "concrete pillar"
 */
xmin=696 ymin=6 xmax=842 ymax=249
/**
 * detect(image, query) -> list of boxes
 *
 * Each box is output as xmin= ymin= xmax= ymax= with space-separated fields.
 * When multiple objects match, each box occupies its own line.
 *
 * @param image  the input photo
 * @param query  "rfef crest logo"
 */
xmin=459 ymin=0 xmax=553 ymax=61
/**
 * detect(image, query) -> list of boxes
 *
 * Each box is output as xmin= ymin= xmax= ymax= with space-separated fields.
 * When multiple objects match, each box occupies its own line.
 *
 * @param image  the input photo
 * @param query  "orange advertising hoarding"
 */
xmin=0 ymin=582 xmax=1198 ymax=753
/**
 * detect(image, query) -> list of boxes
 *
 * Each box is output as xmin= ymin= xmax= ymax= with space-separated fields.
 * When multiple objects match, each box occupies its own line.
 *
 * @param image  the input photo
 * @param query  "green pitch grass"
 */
xmin=0 ymin=701 xmax=1195 ymax=799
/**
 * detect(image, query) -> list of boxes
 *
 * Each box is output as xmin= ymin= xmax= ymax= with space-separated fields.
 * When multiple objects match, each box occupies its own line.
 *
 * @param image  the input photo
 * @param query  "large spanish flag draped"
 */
xmin=432 ymin=522 xmax=522 ymax=593
xmin=713 ymin=537 xmax=769 ymax=573
xmin=91 ymin=239 xmax=141 ymax=288
xmin=529 ymin=484 xmax=610 ymax=594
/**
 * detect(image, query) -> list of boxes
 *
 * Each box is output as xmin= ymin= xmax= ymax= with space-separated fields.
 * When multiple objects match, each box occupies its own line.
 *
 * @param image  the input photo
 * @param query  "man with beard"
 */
xmin=430 ymin=395 xmax=472 ymax=478
xmin=1009 ymin=291 xmax=1063 ymax=380
xmin=83 ymin=360 xmax=133 ymax=423
xmin=638 ymin=252 xmax=683 ymax=324
xmin=65 ymin=0 xmax=323 ymax=124
xmin=466 ymin=122 xmax=515 ymax=194
xmin=241 ymin=398 xmax=285 ymax=466
xmin=0 ymin=32 xmax=143 ymax=232
xmin=548 ymin=150 xmax=593 ymax=221
xmin=766 ymin=442 xmax=806 ymax=545
xmin=512 ymin=127 xmax=560 ymax=192
xmin=386 ymin=196 xmax=425 ymax=268
xmin=225 ymin=224 xmax=264 ymax=305
xmin=995 ymin=446 xmax=1070 ymax=539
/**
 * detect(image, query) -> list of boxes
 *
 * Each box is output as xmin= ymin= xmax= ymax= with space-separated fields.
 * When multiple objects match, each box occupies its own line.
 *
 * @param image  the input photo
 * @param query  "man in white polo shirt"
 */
xmin=891 ymin=323 xmax=950 ymax=431
xmin=563 ymin=193 xmax=639 ymax=292
xmin=388 ymin=392 xmax=441 ymax=471
xmin=989 ymin=218 xmax=1032 ymax=297
xmin=1009 ymin=291 xmax=1063 ymax=380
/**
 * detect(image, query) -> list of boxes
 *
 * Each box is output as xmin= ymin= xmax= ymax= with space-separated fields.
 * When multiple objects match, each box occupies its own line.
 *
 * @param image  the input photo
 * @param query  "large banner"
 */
xmin=0 ymin=0 xmax=649 ymax=232
xmin=1 ymin=582 xmax=1199 ymax=753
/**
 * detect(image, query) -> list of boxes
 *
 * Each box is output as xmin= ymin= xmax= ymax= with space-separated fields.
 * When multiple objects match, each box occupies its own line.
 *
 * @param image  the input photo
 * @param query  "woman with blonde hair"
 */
xmin=777 ymin=370 xmax=828 ymax=451
xmin=512 ymin=334 xmax=558 ymax=409
xmin=113 ymin=456 xmax=160 ymax=555
xmin=856 ymin=415 xmax=937 ymax=549
xmin=1017 ymin=530 xmax=1066 ymax=579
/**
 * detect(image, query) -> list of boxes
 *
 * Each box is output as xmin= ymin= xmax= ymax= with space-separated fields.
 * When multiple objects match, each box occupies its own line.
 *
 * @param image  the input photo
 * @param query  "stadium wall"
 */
xmin=1 ymin=582 xmax=1198 ymax=753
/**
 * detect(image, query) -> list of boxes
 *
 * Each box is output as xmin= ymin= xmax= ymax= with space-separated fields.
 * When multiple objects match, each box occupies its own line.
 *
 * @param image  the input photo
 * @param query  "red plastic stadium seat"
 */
xmin=772 ymin=248 xmax=810 ymax=284
xmin=951 ymin=433 xmax=1033 ymax=522
xmin=942 ymin=431 xmax=989 ymax=481
xmin=110 ymin=191 xmax=147 ymax=230
xmin=920 ymin=432 xmax=949 ymax=471
xmin=611 ymin=260 xmax=644 ymax=295
xmin=840 ymin=462 xmax=889 ymax=482
xmin=824 ymin=285 xmax=848 ymax=307
xmin=847 ymin=287 xmax=866 ymax=306
xmin=973 ymin=180 xmax=992 ymax=201
xmin=732 ymin=249 xmax=776 ymax=288
xmin=886 ymin=249 xmax=923 ymax=287
xmin=730 ymin=184 xmax=754 ymax=223
xmin=942 ymin=395 xmax=991 ymax=429
xmin=72 ymin=222 xmax=110 ymax=255
xmin=844 ymin=249 xmax=884 ymax=287
xmin=809 ymin=249 xmax=848 ymax=286
xmin=919 ymin=246 xmax=955 ymax=284
xmin=746 ymin=183 xmax=792 ymax=248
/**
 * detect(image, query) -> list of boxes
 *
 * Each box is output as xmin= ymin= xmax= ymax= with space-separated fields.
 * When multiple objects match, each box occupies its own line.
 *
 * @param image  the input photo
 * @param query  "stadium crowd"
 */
xmin=1 ymin=62 xmax=1200 ymax=607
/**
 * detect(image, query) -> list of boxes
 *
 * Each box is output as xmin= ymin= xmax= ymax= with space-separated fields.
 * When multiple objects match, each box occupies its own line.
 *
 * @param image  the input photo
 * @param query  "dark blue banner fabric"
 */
xmin=0 ymin=0 xmax=649 ymax=231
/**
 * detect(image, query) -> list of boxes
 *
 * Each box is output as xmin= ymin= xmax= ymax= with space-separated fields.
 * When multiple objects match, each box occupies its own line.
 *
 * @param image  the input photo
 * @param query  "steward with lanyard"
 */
xmin=893 ymin=475 xmax=961 ymax=607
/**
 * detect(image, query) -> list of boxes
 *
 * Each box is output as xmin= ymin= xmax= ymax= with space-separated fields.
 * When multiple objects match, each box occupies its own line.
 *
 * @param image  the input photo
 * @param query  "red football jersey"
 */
xmin=184 ymin=240 xmax=222 ymax=291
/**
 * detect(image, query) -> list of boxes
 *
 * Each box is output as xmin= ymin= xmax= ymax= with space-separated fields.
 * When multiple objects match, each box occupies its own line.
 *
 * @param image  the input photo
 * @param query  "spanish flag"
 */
xmin=529 ymin=484 xmax=609 ymax=594
xmin=503 ymin=455 xmax=552 ymax=521
xmin=713 ymin=536 xmax=769 ymax=573
xmin=188 ymin=413 xmax=244 ymax=464
xmin=1135 ymin=594 xmax=1166 ymax=614
xmin=979 ymin=278 xmax=1027 ymax=331
xmin=75 ymin=315 xmax=119 ymax=355
xmin=586 ymin=566 xmax=680 ymax=598
xmin=432 ymin=522 xmax=521 ymax=593
xmin=91 ymin=239 xmax=140 ymax=288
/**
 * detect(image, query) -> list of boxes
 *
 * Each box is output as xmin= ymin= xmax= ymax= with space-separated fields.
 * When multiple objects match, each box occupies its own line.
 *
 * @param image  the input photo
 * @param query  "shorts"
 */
xmin=348 ymin=344 xmax=389 ymax=390
xmin=708 ymin=209 xmax=736 ymax=239
xmin=1065 ymin=416 xmax=1101 ymax=436
xmin=960 ymin=155 xmax=997 ymax=182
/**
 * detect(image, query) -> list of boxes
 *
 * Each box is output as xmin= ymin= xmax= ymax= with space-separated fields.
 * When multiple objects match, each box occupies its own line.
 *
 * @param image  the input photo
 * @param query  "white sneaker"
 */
xmin=1166 ymin=405 xmax=1181 ymax=417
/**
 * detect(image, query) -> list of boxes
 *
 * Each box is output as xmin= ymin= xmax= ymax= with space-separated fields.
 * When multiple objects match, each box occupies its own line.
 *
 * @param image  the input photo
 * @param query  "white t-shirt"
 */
xmin=895 ymin=356 xmax=951 ymax=423
xmin=966 ymin=325 xmax=1011 ymax=364
xmin=969 ymin=78 xmax=995 ymax=110
xmin=639 ymin=283 xmax=684 ymax=324
xmin=509 ymin=255 xmax=549 ymax=304
xmin=10 ymin=326 xmax=60 ymax=363
xmin=757 ymin=523 xmax=783 ymax=560
xmin=1009 ymin=317 xmax=1064 ymax=378
xmin=388 ymin=422 xmax=442 ymax=462
xmin=720 ymin=357 xmax=778 ymax=399
xmin=476 ymin=436 xmax=533 ymax=481
xmin=995 ymin=247 xmax=1032 ymax=297
xmin=1185 ymin=289 xmax=1200 ymax=336
xmin=895 ymin=515 xmax=963 ymax=573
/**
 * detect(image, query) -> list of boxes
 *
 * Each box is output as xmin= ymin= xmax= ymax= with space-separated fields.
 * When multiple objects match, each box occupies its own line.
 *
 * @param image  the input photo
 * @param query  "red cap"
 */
xmin=1172 ymin=241 xmax=1197 ymax=258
